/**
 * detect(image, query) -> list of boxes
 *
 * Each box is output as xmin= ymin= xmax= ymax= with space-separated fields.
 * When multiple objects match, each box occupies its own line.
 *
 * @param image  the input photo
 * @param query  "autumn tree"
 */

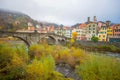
xmin=70 ymin=31 xmax=78 ymax=45
xmin=72 ymin=31 xmax=78 ymax=39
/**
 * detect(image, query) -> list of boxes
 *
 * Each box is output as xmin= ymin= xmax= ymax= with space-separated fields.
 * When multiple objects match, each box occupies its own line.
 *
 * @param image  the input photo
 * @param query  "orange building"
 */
xmin=49 ymin=25 xmax=54 ymax=33
xmin=28 ymin=26 xmax=35 ymax=31
xmin=79 ymin=23 xmax=87 ymax=40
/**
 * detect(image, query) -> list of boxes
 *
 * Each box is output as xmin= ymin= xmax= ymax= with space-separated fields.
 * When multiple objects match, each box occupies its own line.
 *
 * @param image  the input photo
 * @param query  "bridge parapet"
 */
xmin=0 ymin=31 xmax=70 ymax=46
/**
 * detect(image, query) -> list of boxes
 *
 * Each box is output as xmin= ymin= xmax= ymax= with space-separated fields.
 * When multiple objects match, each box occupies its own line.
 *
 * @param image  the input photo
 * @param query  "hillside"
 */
xmin=0 ymin=9 xmax=62 ymax=31
xmin=0 ymin=9 xmax=37 ymax=31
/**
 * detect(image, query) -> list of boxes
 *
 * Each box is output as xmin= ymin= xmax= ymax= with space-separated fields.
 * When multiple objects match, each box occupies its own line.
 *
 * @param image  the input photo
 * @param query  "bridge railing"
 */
xmin=0 ymin=31 xmax=70 ymax=40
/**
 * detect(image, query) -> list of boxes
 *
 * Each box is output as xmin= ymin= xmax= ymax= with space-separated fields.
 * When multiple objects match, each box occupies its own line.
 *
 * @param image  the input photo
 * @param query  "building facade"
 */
xmin=79 ymin=24 xmax=87 ymax=40
xmin=86 ymin=22 xmax=99 ymax=41
xmin=107 ymin=26 xmax=113 ymax=41
xmin=109 ymin=24 xmax=120 ymax=42
xmin=113 ymin=24 xmax=120 ymax=38
xmin=98 ymin=26 xmax=107 ymax=41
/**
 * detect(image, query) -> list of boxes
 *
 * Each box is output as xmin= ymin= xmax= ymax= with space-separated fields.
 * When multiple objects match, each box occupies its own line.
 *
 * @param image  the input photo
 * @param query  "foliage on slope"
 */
xmin=0 ymin=9 xmax=36 ymax=31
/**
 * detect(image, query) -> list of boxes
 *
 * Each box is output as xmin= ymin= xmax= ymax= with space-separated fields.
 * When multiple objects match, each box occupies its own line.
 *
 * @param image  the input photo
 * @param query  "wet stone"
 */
xmin=55 ymin=63 xmax=81 ymax=80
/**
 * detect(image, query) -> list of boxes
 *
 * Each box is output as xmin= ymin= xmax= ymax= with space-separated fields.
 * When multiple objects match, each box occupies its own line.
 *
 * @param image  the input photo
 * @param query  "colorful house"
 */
xmin=109 ymin=24 xmax=120 ymax=42
xmin=98 ymin=26 xmax=107 ymax=42
xmin=62 ymin=27 xmax=72 ymax=38
xmin=113 ymin=24 xmax=120 ymax=37
xmin=71 ymin=23 xmax=87 ymax=40
xmin=86 ymin=22 xmax=99 ymax=41
xmin=79 ymin=23 xmax=87 ymax=40
xmin=107 ymin=26 xmax=113 ymax=41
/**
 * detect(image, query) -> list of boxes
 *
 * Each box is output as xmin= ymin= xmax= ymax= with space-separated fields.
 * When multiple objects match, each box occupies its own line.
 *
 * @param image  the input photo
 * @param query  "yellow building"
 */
xmin=98 ymin=26 xmax=107 ymax=42
xmin=107 ymin=26 xmax=113 ymax=41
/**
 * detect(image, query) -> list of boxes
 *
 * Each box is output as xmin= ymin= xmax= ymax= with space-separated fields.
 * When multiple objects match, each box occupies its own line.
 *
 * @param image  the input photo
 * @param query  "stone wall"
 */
xmin=76 ymin=41 xmax=120 ymax=48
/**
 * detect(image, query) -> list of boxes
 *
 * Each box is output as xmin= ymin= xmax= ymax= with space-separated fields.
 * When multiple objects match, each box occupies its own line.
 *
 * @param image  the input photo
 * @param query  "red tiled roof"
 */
xmin=79 ymin=24 xmax=87 ymax=29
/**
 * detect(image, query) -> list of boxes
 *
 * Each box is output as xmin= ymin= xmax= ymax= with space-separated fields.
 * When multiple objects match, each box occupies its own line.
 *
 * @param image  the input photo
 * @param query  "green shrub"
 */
xmin=91 ymin=36 xmax=98 ymax=42
xmin=110 ymin=45 xmax=117 ymax=52
xmin=97 ymin=45 xmax=118 ymax=52
xmin=76 ymin=54 xmax=120 ymax=80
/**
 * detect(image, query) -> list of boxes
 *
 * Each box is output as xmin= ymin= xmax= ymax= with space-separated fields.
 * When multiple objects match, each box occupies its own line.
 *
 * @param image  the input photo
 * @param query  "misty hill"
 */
xmin=41 ymin=21 xmax=62 ymax=28
xmin=0 ymin=9 xmax=37 ymax=31
xmin=0 ymin=9 xmax=61 ymax=31
xmin=71 ymin=23 xmax=81 ymax=28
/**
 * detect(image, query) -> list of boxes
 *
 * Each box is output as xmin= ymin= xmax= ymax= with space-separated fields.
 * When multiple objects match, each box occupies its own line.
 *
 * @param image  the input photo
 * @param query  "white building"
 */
xmin=64 ymin=29 xmax=72 ymax=38
xmin=72 ymin=28 xmax=82 ymax=40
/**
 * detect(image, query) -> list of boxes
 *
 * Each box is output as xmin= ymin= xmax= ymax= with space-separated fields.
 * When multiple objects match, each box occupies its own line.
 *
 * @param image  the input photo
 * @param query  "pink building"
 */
xmin=113 ymin=24 xmax=120 ymax=38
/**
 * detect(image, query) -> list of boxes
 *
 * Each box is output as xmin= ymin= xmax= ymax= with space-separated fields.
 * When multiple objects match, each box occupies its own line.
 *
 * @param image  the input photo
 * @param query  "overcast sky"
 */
xmin=0 ymin=0 xmax=120 ymax=26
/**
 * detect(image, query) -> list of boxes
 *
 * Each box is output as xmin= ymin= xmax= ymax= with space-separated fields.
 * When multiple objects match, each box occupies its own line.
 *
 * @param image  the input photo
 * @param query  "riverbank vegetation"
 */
xmin=0 ymin=41 xmax=73 ymax=80
xmin=0 ymin=40 xmax=120 ymax=80
xmin=78 ymin=43 xmax=120 ymax=53
xmin=76 ymin=54 xmax=120 ymax=80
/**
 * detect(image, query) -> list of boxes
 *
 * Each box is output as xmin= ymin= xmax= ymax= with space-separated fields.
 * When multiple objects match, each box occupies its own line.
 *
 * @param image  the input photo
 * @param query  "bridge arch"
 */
xmin=38 ymin=35 xmax=58 ymax=44
xmin=12 ymin=36 xmax=30 ymax=47
xmin=48 ymin=35 xmax=57 ymax=41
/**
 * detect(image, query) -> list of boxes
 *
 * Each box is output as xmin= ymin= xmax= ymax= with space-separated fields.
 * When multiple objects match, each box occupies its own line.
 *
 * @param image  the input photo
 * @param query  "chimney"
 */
xmin=93 ymin=16 xmax=97 ymax=22
xmin=106 ymin=21 xmax=111 ymax=27
xmin=88 ymin=17 xmax=90 ymax=23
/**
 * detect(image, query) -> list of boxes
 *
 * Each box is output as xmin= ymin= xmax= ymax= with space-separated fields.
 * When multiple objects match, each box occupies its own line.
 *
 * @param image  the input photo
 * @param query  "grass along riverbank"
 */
xmin=0 ymin=40 xmax=120 ymax=80
xmin=74 ymin=43 xmax=120 ymax=53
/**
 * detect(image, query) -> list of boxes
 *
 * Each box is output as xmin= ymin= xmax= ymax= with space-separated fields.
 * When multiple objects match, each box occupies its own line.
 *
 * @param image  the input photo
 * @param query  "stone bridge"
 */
xmin=0 ymin=31 xmax=69 ymax=46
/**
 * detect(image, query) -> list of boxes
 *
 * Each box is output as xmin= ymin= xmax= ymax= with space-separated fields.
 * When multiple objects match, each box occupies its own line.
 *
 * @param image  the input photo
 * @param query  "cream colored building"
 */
xmin=86 ymin=22 xmax=99 ymax=41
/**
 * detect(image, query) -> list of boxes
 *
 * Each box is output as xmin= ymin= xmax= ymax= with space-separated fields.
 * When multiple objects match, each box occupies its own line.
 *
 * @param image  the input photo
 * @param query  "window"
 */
xmin=93 ymin=25 xmax=95 ymax=27
xmin=99 ymin=35 xmax=101 ymax=37
xmin=93 ymin=31 xmax=95 ymax=33
xmin=92 ymin=34 xmax=95 ymax=36
xmin=100 ymin=32 xmax=103 ymax=34
xmin=89 ymin=28 xmax=91 ymax=30
xmin=103 ymin=35 xmax=105 ymax=38
xmin=93 ymin=28 xmax=95 ymax=30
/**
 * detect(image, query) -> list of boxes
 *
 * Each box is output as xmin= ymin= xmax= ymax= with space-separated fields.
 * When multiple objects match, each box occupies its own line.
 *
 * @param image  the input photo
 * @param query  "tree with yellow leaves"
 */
xmin=72 ymin=31 xmax=78 ymax=39
xmin=70 ymin=32 xmax=78 ymax=45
